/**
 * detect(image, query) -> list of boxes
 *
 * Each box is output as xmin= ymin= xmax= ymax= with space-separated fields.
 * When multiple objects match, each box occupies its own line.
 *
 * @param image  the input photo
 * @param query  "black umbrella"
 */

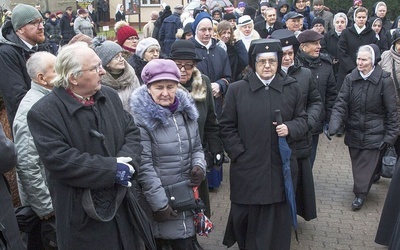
xmin=275 ymin=110 xmax=299 ymax=241
xmin=89 ymin=129 xmax=156 ymax=250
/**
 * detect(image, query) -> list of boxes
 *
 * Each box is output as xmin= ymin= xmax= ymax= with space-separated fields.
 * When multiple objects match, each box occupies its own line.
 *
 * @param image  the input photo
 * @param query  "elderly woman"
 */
xmin=115 ymin=21 xmax=139 ymax=57
xmin=220 ymin=39 xmax=308 ymax=249
xmin=74 ymin=9 xmax=94 ymax=38
xmin=130 ymin=59 xmax=206 ymax=249
xmin=217 ymin=20 xmax=248 ymax=81
xmin=92 ymin=37 xmax=140 ymax=111
xmin=329 ymin=44 xmax=398 ymax=211
xmin=128 ymin=37 xmax=160 ymax=85
xmin=234 ymin=15 xmax=260 ymax=51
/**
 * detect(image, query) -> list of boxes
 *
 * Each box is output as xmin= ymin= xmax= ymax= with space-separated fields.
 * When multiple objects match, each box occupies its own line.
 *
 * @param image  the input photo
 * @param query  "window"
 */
xmin=140 ymin=0 xmax=161 ymax=7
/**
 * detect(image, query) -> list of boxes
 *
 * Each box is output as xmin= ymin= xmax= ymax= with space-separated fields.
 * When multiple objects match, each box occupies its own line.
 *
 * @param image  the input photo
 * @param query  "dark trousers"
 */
xmin=310 ymin=134 xmax=320 ymax=168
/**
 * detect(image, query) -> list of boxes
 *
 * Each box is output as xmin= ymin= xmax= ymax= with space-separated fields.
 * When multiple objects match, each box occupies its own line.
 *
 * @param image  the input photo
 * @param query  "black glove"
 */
xmin=213 ymin=152 xmax=225 ymax=166
xmin=154 ymin=205 xmax=178 ymax=223
xmin=379 ymin=142 xmax=390 ymax=150
xmin=188 ymin=165 xmax=205 ymax=187
xmin=41 ymin=216 xmax=57 ymax=248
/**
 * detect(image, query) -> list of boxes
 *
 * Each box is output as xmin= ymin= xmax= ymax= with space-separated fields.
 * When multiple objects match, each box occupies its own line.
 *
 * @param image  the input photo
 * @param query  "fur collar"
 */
xmin=130 ymin=85 xmax=199 ymax=130
xmin=178 ymin=68 xmax=207 ymax=102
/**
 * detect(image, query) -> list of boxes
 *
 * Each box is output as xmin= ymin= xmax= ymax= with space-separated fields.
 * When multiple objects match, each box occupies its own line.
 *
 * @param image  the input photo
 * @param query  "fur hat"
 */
xmin=116 ymin=24 xmax=138 ymax=46
xmin=92 ymin=37 xmax=123 ymax=67
xmin=141 ymin=59 xmax=180 ymax=85
xmin=11 ymin=4 xmax=43 ymax=31
xmin=135 ymin=38 xmax=160 ymax=59
xmin=168 ymin=40 xmax=202 ymax=62
xmin=297 ymin=29 xmax=324 ymax=43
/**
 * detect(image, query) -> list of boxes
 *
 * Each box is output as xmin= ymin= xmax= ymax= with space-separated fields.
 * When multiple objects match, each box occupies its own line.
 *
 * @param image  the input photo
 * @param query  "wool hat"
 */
xmin=182 ymin=22 xmax=193 ymax=38
xmin=313 ymin=0 xmax=324 ymax=5
xmin=168 ymin=40 xmax=202 ymax=62
xmin=238 ymin=2 xmax=246 ymax=8
xmin=191 ymin=12 xmax=213 ymax=34
xmin=11 ymin=4 xmax=43 ymax=31
xmin=237 ymin=15 xmax=253 ymax=27
xmin=116 ymin=25 xmax=138 ymax=46
xmin=248 ymin=39 xmax=282 ymax=71
xmin=49 ymin=14 xmax=56 ymax=19
xmin=297 ymin=29 xmax=324 ymax=43
xmin=311 ymin=17 xmax=325 ymax=27
xmin=56 ymin=11 xmax=63 ymax=15
xmin=354 ymin=0 xmax=362 ymax=5
xmin=141 ymin=59 xmax=181 ymax=85
xmin=135 ymin=38 xmax=160 ymax=59
xmin=285 ymin=11 xmax=304 ymax=20
xmin=223 ymin=13 xmax=236 ymax=21
xmin=270 ymin=29 xmax=300 ymax=54
xmin=92 ymin=37 xmax=123 ymax=67
xmin=392 ymin=29 xmax=400 ymax=47
xmin=78 ymin=9 xmax=88 ymax=15
xmin=151 ymin=11 xmax=159 ymax=20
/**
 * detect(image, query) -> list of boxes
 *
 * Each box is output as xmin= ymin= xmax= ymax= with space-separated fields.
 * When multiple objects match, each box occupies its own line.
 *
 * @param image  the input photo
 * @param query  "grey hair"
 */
xmin=26 ymin=51 xmax=55 ymax=81
xmin=357 ymin=45 xmax=374 ymax=64
xmin=53 ymin=42 xmax=88 ymax=88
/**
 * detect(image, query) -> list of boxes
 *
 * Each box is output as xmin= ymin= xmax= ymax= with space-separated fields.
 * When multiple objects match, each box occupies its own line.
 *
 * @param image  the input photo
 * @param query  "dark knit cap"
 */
xmin=182 ymin=22 xmax=193 ymax=38
xmin=311 ymin=17 xmax=325 ymax=27
xmin=223 ymin=13 xmax=236 ymax=21
xmin=191 ymin=12 xmax=212 ymax=34
xmin=297 ymin=29 xmax=324 ymax=43
xmin=168 ymin=40 xmax=202 ymax=62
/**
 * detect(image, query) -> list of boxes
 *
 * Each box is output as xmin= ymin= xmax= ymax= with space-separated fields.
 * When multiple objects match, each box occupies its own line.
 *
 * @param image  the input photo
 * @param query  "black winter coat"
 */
xmin=152 ymin=9 xmax=172 ymax=40
xmin=321 ymin=30 xmax=340 ymax=78
xmin=287 ymin=60 xmax=322 ymax=158
xmin=337 ymin=24 xmax=378 ymax=89
xmin=329 ymin=66 xmax=398 ymax=149
xmin=127 ymin=54 xmax=147 ymax=85
xmin=27 ymin=86 xmax=143 ymax=249
xmin=0 ymin=21 xmax=36 ymax=129
xmin=45 ymin=19 xmax=62 ymax=43
xmin=59 ymin=13 xmax=75 ymax=44
xmin=0 ymin=124 xmax=24 ymax=250
xmin=219 ymin=72 xmax=308 ymax=205
xmin=296 ymin=50 xmax=337 ymax=134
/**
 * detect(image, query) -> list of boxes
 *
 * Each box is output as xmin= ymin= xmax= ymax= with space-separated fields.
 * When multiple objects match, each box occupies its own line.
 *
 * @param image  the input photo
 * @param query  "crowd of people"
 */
xmin=1 ymin=0 xmax=400 ymax=249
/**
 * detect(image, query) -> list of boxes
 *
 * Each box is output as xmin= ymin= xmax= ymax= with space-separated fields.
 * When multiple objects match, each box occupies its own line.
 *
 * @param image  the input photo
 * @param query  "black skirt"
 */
xmin=223 ymin=201 xmax=292 ymax=250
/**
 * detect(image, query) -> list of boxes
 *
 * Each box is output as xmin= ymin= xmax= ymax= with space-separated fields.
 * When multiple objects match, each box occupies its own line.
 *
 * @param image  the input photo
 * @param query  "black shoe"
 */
xmin=351 ymin=197 xmax=365 ymax=211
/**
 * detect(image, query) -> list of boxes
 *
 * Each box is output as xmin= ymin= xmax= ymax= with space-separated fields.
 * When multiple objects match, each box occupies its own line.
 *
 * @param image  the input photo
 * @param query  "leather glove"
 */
xmin=323 ymin=123 xmax=332 ymax=140
xmin=115 ymin=157 xmax=134 ymax=187
xmin=154 ymin=204 xmax=178 ymax=223
xmin=41 ymin=216 xmax=58 ymax=248
xmin=189 ymin=165 xmax=205 ymax=187
xmin=379 ymin=142 xmax=390 ymax=150
xmin=213 ymin=152 xmax=225 ymax=166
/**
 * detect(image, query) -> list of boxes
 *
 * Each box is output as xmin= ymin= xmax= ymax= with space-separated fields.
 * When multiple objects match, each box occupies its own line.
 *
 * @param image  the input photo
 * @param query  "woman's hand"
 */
xmin=154 ymin=205 xmax=177 ymax=222
xmin=188 ymin=165 xmax=204 ymax=187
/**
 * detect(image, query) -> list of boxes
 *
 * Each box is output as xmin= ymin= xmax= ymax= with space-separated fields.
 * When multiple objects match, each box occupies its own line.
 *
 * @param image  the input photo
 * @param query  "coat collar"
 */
xmin=53 ymin=86 xmax=107 ymax=115
xmin=350 ymin=65 xmax=384 ymax=84
xmin=246 ymin=71 xmax=295 ymax=93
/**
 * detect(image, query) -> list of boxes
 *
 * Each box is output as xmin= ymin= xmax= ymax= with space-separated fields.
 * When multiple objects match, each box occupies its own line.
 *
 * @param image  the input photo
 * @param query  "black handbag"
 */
xmin=381 ymin=146 xmax=397 ymax=178
xmin=164 ymin=180 xmax=198 ymax=212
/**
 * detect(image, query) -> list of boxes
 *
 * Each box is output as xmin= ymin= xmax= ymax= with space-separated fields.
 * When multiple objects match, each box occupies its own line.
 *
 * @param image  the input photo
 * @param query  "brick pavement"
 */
xmin=198 ymin=135 xmax=391 ymax=250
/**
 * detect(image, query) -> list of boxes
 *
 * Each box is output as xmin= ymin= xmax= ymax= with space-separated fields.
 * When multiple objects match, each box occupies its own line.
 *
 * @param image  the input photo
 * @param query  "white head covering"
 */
xmin=375 ymin=2 xmax=386 ymax=16
xmin=116 ymin=4 xmax=123 ymax=14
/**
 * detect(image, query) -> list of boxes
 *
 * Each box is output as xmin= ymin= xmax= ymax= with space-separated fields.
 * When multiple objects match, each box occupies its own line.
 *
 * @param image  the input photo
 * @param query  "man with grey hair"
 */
xmin=27 ymin=42 xmax=146 ymax=249
xmin=13 ymin=51 xmax=57 ymax=249
xmin=0 ymin=3 xmax=47 ymax=131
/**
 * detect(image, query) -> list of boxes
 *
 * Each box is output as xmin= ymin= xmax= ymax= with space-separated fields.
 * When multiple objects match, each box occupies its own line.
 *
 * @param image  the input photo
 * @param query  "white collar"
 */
xmin=256 ymin=72 xmax=275 ymax=86
xmin=354 ymin=24 xmax=366 ymax=34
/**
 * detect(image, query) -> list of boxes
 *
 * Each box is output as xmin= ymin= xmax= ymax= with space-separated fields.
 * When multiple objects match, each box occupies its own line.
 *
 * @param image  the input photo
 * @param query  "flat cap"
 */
xmin=297 ymin=29 xmax=324 ymax=43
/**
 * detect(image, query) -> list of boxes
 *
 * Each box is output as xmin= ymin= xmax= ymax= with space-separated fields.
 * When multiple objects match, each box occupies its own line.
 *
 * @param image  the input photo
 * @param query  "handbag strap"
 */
xmin=182 ymin=113 xmax=193 ymax=168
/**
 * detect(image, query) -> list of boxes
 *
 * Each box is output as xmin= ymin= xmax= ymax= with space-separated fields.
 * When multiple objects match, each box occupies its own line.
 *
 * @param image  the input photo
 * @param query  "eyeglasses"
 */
xmin=112 ymin=53 xmax=124 ymax=61
xmin=126 ymin=36 xmax=139 ymax=41
xmin=78 ymin=62 xmax=103 ymax=73
xmin=256 ymin=58 xmax=278 ymax=66
xmin=29 ymin=18 xmax=45 ymax=28
xmin=175 ymin=62 xmax=195 ymax=70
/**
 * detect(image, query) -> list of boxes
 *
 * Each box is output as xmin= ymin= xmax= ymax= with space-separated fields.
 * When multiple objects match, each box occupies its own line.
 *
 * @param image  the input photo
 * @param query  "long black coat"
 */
xmin=296 ymin=50 xmax=337 ymax=135
xmin=219 ymin=72 xmax=308 ymax=205
xmin=337 ymin=24 xmax=378 ymax=89
xmin=0 ymin=124 xmax=24 ymax=250
xmin=321 ymin=30 xmax=340 ymax=79
xmin=329 ymin=66 xmax=398 ymax=149
xmin=59 ymin=13 xmax=75 ymax=44
xmin=27 ymin=86 xmax=143 ymax=250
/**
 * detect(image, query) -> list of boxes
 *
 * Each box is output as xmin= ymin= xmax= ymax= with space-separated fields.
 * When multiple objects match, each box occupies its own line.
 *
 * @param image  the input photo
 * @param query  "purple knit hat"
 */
xmin=141 ymin=59 xmax=180 ymax=85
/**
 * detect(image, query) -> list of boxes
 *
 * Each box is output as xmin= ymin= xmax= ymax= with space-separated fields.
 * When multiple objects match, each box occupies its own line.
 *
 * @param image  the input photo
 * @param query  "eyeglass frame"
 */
xmin=112 ymin=53 xmax=124 ymax=61
xmin=175 ymin=62 xmax=195 ymax=70
xmin=28 ymin=18 xmax=45 ymax=28
xmin=256 ymin=58 xmax=278 ymax=66
xmin=77 ymin=62 xmax=104 ymax=74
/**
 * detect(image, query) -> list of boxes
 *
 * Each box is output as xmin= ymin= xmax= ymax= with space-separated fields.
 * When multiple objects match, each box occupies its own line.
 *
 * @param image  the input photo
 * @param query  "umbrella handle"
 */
xmin=275 ymin=110 xmax=282 ymax=125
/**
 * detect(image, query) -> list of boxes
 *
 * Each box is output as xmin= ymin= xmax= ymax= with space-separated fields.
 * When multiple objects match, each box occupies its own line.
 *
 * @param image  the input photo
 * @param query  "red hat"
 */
xmin=56 ymin=11 xmax=63 ymax=15
xmin=49 ymin=13 xmax=56 ymax=19
xmin=116 ymin=25 xmax=138 ymax=46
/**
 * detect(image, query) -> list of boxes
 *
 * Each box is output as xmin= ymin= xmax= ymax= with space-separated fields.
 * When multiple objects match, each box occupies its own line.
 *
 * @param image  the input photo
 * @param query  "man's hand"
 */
xmin=211 ymin=82 xmax=221 ymax=97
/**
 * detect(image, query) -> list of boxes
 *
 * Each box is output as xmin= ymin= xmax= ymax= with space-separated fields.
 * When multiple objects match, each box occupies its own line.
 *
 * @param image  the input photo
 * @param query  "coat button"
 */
xmin=265 ymin=86 xmax=269 ymax=90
